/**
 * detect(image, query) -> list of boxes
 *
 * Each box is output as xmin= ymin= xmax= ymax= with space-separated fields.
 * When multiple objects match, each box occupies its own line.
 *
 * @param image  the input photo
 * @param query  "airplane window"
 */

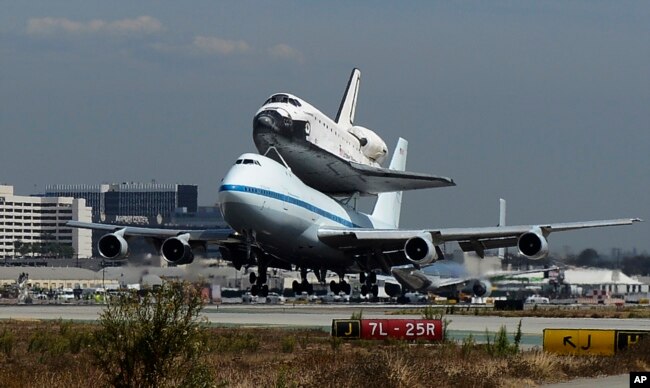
xmin=264 ymin=98 xmax=271 ymax=105
xmin=235 ymin=160 xmax=243 ymax=164
xmin=255 ymin=160 xmax=261 ymax=166
xmin=270 ymin=94 xmax=289 ymax=103
xmin=243 ymin=159 xmax=255 ymax=165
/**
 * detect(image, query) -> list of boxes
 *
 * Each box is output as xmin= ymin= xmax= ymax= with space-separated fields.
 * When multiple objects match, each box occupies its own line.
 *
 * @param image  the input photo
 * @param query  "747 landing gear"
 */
xmin=360 ymin=272 xmax=379 ymax=297
xmin=329 ymin=276 xmax=351 ymax=295
xmin=291 ymin=268 xmax=314 ymax=295
xmin=249 ymin=268 xmax=269 ymax=298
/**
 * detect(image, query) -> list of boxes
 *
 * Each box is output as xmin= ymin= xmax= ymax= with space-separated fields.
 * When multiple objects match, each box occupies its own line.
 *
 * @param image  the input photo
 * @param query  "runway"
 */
xmin=1 ymin=304 xmax=641 ymax=387
xmin=2 ymin=304 xmax=649 ymax=337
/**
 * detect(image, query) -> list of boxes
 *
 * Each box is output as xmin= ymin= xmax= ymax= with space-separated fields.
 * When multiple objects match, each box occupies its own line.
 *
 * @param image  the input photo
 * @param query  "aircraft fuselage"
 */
xmin=218 ymin=153 xmax=390 ymax=273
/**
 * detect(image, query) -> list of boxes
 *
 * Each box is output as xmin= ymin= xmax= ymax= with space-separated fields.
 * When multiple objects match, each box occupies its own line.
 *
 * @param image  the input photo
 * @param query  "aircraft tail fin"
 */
xmin=335 ymin=68 xmax=361 ymax=127
xmin=371 ymin=138 xmax=407 ymax=228
xmin=498 ymin=198 xmax=506 ymax=259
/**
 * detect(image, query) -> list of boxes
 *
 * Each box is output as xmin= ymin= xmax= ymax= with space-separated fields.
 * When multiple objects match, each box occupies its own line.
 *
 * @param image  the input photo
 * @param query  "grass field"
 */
xmin=0 ymin=319 xmax=648 ymax=387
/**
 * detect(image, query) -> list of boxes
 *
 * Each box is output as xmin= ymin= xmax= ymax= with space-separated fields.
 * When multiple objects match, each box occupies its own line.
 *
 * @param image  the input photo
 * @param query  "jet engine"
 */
xmin=471 ymin=280 xmax=492 ymax=297
xmin=161 ymin=234 xmax=194 ymax=265
xmin=384 ymin=282 xmax=402 ymax=298
xmin=348 ymin=126 xmax=388 ymax=164
xmin=517 ymin=229 xmax=549 ymax=260
xmin=404 ymin=233 xmax=438 ymax=265
xmin=97 ymin=231 xmax=128 ymax=260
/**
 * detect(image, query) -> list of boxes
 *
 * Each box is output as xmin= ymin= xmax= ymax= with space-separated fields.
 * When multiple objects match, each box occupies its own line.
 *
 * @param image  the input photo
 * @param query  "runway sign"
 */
xmin=544 ymin=329 xmax=615 ymax=356
xmin=544 ymin=329 xmax=650 ymax=356
xmin=332 ymin=319 xmax=443 ymax=341
xmin=331 ymin=319 xmax=361 ymax=339
xmin=617 ymin=331 xmax=649 ymax=351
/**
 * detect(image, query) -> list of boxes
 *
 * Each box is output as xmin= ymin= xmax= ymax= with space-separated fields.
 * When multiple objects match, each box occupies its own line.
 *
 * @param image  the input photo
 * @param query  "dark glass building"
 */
xmin=45 ymin=183 xmax=198 ymax=224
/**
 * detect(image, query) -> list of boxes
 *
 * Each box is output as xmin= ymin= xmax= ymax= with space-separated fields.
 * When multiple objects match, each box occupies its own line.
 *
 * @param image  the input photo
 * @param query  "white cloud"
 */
xmin=267 ymin=44 xmax=304 ymax=63
xmin=26 ymin=16 xmax=163 ymax=37
xmin=191 ymin=36 xmax=250 ymax=56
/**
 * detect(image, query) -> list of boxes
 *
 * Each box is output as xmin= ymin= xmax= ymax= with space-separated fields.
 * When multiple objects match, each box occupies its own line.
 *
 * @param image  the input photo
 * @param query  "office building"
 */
xmin=0 ymin=185 xmax=92 ymax=260
xmin=45 ymin=183 xmax=198 ymax=224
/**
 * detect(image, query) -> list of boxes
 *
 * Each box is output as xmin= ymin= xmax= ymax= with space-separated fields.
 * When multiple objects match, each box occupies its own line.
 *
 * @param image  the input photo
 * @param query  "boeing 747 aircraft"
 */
xmin=253 ymin=68 xmax=455 ymax=196
xmin=389 ymin=261 xmax=559 ymax=299
xmin=69 ymin=138 xmax=641 ymax=297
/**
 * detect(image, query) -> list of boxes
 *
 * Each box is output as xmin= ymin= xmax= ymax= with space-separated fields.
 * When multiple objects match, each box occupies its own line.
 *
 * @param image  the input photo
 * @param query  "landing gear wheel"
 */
xmin=330 ymin=280 xmax=340 ymax=294
xmin=292 ymin=280 xmax=301 ymax=294
xmin=260 ymin=284 xmax=269 ymax=298
xmin=360 ymin=284 xmax=369 ymax=296
xmin=251 ymin=284 xmax=260 ymax=296
xmin=341 ymin=281 xmax=351 ymax=295
xmin=371 ymin=284 xmax=379 ymax=297
xmin=249 ymin=272 xmax=257 ymax=285
xmin=369 ymin=272 xmax=377 ymax=284
xmin=360 ymin=272 xmax=366 ymax=284
xmin=302 ymin=281 xmax=314 ymax=295
xmin=258 ymin=271 xmax=267 ymax=285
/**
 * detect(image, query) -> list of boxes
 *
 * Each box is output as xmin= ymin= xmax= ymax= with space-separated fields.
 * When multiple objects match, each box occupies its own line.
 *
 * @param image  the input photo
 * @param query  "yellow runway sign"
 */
xmin=544 ymin=329 xmax=616 ymax=356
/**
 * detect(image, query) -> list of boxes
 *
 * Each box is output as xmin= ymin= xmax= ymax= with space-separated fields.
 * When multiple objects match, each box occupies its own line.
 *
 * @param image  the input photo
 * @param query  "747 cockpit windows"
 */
xmin=263 ymin=94 xmax=301 ymax=107
xmin=235 ymin=159 xmax=262 ymax=166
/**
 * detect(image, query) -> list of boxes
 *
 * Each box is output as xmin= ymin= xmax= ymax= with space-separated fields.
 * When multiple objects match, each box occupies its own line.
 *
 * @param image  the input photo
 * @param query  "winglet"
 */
xmin=371 ymin=138 xmax=407 ymax=228
xmin=498 ymin=198 xmax=506 ymax=259
xmin=335 ymin=68 xmax=361 ymax=127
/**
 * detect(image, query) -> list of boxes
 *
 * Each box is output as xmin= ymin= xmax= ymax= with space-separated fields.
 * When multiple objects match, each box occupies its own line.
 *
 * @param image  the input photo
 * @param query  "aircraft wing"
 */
xmin=263 ymin=141 xmax=455 ymax=195
xmin=341 ymin=161 xmax=456 ymax=195
xmin=318 ymin=218 xmax=641 ymax=263
xmin=67 ymin=221 xmax=239 ymax=243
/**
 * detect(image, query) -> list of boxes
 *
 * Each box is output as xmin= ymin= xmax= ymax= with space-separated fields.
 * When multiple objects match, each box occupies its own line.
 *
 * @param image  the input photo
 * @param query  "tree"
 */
xmin=17 ymin=243 xmax=31 ymax=257
xmin=93 ymin=282 xmax=214 ymax=388
xmin=58 ymin=244 xmax=75 ymax=258
xmin=569 ymin=248 xmax=600 ymax=267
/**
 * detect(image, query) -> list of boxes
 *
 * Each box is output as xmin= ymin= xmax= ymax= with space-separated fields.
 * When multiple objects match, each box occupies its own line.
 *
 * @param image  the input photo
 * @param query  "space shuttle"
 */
xmin=253 ymin=68 xmax=455 ymax=196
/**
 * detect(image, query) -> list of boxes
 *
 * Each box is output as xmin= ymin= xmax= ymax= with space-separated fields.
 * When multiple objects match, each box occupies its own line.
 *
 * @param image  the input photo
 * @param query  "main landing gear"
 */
xmin=292 ymin=268 xmax=314 ymax=295
xmin=249 ymin=267 xmax=269 ymax=297
xmin=329 ymin=276 xmax=351 ymax=295
xmin=360 ymin=272 xmax=379 ymax=297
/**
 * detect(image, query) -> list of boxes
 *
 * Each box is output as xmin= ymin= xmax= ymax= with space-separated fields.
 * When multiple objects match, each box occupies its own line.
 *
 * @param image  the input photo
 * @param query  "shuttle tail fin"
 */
xmin=335 ymin=68 xmax=361 ymax=127
xmin=371 ymin=138 xmax=407 ymax=228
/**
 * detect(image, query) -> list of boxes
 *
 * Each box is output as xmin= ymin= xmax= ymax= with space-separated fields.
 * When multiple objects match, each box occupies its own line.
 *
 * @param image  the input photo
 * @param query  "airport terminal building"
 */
xmin=45 ymin=182 xmax=198 ymax=224
xmin=45 ymin=183 xmax=227 ymax=259
xmin=0 ymin=185 xmax=92 ymax=260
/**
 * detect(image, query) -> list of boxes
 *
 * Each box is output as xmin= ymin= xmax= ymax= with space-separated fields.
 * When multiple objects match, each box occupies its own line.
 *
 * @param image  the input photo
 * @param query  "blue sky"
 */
xmin=1 ymin=1 xmax=648 ymax=254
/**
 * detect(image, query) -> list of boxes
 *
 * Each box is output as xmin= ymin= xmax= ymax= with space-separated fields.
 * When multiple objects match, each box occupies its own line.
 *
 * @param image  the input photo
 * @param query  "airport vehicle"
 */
xmin=253 ymin=68 xmax=455 ymax=195
xmin=389 ymin=261 xmax=559 ymax=298
xmin=525 ymin=295 xmax=550 ymax=304
xmin=265 ymin=292 xmax=286 ymax=304
xmin=69 ymin=138 xmax=640 ymax=298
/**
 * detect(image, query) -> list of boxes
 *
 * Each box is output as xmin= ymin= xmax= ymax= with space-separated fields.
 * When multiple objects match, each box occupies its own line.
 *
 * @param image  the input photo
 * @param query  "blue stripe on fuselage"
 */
xmin=219 ymin=184 xmax=359 ymax=228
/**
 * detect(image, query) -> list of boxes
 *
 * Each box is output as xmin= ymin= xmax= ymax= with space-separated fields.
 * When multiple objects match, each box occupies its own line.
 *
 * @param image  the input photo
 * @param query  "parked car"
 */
xmin=525 ymin=295 xmax=550 ymax=304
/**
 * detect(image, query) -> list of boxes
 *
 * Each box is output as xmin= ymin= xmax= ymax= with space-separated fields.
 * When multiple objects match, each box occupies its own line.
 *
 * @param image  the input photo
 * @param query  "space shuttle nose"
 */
xmin=257 ymin=114 xmax=274 ymax=128
xmin=254 ymin=112 xmax=279 ymax=133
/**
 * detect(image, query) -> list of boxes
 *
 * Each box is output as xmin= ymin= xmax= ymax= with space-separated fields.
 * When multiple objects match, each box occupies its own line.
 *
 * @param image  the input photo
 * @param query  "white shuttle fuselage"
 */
xmin=253 ymin=91 xmax=387 ymax=167
xmin=252 ymin=69 xmax=455 ymax=196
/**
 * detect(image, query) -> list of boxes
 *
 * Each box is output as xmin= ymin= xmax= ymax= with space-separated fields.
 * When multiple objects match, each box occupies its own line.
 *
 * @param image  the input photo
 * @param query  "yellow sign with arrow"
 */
xmin=543 ymin=329 xmax=616 ymax=356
